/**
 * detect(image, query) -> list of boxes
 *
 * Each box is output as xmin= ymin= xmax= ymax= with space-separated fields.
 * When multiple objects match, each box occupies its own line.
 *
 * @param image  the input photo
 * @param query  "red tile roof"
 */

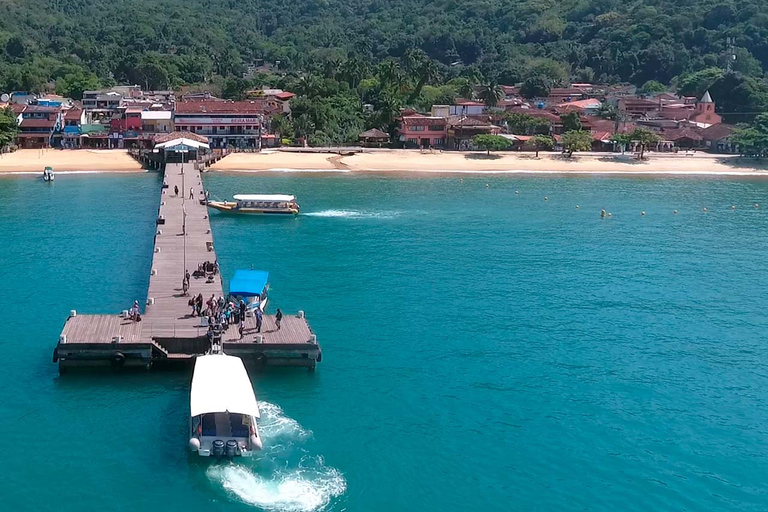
xmin=23 ymin=105 xmax=60 ymax=113
xmin=64 ymin=108 xmax=82 ymax=120
xmin=175 ymin=100 xmax=273 ymax=114
xmin=274 ymin=92 xmax=295 ymax=101
xmin=401 ymin=116 xmax=446 ymax=127
xmin=661 ymin=127 xmax=703 ymax=141
xmin=20 ymin=118 xmax=56 ymax=128
xmin=700 ymin=123 xmax=734 ymax=141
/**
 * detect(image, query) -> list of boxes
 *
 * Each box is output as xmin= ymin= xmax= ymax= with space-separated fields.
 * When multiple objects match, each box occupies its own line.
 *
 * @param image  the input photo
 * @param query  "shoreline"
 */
xmin=210 ymin=150 xmax=768 ymax=177
xmin=2 ymin=148 xmax=768 ymax=177
xmin=0 ymin=149 xmax=143 ymax=173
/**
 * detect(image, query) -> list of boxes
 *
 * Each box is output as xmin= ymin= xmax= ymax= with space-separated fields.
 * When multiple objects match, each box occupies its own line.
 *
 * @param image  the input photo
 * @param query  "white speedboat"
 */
xmin=188 ymin=354 xmax=263 ymax=457
xmin=42 ymin=166 xmax=54 ymax=182
xmin=208 ymin=194 xmax=299 ymax=215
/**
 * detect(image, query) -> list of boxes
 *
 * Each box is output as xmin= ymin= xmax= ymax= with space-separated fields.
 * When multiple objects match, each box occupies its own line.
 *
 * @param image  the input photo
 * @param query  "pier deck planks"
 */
xmin=143 ymin=163 xmax=222 ymax=339
xmin=58 ymin=163 xmax=318 ymax=356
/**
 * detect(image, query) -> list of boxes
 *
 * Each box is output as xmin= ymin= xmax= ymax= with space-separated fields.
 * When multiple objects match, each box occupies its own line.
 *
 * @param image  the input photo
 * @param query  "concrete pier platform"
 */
xmin=53 ymin=162 xmax=321 ymax=371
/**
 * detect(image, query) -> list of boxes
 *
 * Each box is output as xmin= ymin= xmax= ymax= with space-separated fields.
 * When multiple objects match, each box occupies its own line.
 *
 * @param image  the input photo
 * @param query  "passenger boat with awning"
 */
xmin=208 ymin=194 xmax=300 ymax=215
xmin=229 ymin=269 xmax=269 ymax=312
xmin=188 ymin=354 xmax=263 ymax=458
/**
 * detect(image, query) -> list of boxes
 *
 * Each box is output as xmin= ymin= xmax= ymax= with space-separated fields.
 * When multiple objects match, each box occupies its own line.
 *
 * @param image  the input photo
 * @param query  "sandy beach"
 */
xmin=0 ymin=149 xmax=143 ymax=173
xmin=210 ymin=149 xmax=768 ymax=176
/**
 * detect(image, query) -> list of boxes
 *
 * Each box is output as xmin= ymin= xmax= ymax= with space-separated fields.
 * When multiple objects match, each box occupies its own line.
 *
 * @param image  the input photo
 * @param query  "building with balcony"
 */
xmin=16 ymin=105 xmax=61 ymax=148
xmin=174 ymin=101 xmax=266 ymax=149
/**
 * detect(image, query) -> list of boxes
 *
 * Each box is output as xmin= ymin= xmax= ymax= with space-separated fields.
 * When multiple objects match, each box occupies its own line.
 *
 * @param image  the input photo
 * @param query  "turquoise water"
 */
xmin=1 ymin=171 xmax=767 ymax=511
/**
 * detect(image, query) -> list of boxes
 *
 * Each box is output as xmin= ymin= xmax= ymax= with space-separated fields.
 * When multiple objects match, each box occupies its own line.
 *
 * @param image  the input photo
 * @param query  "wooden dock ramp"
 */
xmin=54 ymin=163 xmax=321 ymax=371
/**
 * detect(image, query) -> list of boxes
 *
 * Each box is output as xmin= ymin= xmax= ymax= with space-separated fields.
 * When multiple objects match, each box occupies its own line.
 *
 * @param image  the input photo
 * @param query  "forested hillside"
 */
xmin=2 ymin=0 xmax=768 ymax=142
xmin=2 ymin=0 xmax=768 ymax=88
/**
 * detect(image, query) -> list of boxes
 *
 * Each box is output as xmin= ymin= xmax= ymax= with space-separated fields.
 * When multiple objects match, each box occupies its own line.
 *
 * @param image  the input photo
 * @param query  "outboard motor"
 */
xmin=225 ymin=439 xmax=239 ymax=457
xmin=211 ymin=439 xmax=225 ymax=457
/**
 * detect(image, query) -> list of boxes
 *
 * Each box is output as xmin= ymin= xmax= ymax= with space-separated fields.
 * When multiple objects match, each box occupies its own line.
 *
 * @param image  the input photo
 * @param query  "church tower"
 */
xmin=696 ymin=90 xmax=715 ymax=115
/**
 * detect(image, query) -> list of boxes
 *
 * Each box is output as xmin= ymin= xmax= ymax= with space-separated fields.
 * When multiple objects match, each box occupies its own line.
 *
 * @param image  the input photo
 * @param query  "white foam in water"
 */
xmin=305 ymin=209 xmax=399 ymax=219
xmin=258 ymin=402 xmax=312 ymax=441
xmin=207 ymin=401 xmax=346 ymax=511
xmin=208 ymin=464 xmax=346 ymax=512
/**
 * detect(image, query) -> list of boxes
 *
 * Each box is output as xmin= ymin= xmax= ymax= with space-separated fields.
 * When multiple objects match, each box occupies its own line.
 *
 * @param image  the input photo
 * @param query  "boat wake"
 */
xmin=206 ymin=402 xmax=346 ymax=512
xmin=305 ymin=209 xmax=400 ymax=219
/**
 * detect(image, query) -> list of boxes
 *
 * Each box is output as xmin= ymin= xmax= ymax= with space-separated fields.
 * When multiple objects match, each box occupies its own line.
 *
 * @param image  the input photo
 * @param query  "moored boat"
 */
xmin=208 ymin=194 xmax=299 ymax=215
xmin=42 ymin=166 xmax=54 ymax=182
xmin=188 ymin=354 xmax=263 ymax=457
xmin=229 ymin=269 xmax=269 ymax=312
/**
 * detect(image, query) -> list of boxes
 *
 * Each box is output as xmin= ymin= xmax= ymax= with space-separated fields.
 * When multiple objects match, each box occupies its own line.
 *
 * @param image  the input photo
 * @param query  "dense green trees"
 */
xmin=0 ymin=107 xmax=19 ymax=150
xmin=561 ymin=131 xmax=593 ymax=156
xmin=472 ymin=134 xmax=510 ymax=155
xmin=630 ymin=128 xmax=662 ymax=159
xmin=530 ymin=135 xmax=554 ymax=157
xmin=2 ymin=0 xmax=768 ymax=142
xmin=732 ymin=113 xmax=768 ymax=157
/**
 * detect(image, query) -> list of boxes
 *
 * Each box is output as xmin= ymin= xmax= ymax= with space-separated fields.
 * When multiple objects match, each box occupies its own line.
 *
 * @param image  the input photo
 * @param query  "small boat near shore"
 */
xmin=42 ymin=166 xmax=54 ymax=182
xmin=208 ymin=194 xmax=300 ymax=215
xmin=229 ymin=269 xmax=269 ymax=312
xmin=188 ymin=354 xmax=263 ymax=458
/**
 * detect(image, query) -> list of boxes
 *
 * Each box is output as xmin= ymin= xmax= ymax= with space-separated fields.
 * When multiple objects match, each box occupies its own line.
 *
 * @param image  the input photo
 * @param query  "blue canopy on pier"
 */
xmin=229 ymin=270 xmax=269 ymax=297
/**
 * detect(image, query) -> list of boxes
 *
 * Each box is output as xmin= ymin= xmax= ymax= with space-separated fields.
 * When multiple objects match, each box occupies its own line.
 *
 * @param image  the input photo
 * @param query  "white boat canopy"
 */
xmin=233 ymin=194 xmax=296 ymax=202
xmin=190 ymin=354 xmax=260 ymax=418
xmin=154 ymin=138 xmax=210 ymax=150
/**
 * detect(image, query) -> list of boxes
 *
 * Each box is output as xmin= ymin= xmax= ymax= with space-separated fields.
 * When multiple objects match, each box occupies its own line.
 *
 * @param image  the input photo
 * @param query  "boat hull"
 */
xmin=208 ymin=201 xmax=299 ymax=215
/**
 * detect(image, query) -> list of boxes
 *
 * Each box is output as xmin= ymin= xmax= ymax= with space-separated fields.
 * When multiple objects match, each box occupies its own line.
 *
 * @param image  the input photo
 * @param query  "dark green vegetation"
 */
xmin=472 ymin=134 xmax=511 ymax=154
xmin=0 ymin=107 xmax=19 ymax=150
xmin=2 ymin=0 xmax=768 ymax=141
xmin=732 ymin=113 xmax=768 ymax=156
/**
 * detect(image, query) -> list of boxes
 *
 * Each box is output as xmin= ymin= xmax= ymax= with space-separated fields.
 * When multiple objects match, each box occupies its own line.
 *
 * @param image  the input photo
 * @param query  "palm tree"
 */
xmin=407 ymin=59 xmax=439 ymax=104
xmin=477 ymin=81 xmax=503 ymax=108
xmin=338 ymin=57 xmax=367 ymax=88
xmin=377 ymin=60 xmax=404 ymax=89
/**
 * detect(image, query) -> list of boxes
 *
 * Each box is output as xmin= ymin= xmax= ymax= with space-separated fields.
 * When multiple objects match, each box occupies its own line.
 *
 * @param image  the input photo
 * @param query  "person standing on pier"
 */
xmin=275 ymin=308 xmax=283 ymax=331
xmin=239 ymin=299 xmax=246 ymax=322
xmin=174 ymin=185 xmax=179 ymax=197
xmin=255 ymin=306 xmax=263 ymax=333
xmin=189 ymin=187 xmax=194 ymax=199
xmin=196 ymin=294 xmax=203 ymax=316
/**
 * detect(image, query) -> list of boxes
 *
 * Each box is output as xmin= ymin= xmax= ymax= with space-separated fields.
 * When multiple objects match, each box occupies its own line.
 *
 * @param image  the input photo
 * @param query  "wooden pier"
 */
xmin=53 ymin=162 xmax=321 ymax=371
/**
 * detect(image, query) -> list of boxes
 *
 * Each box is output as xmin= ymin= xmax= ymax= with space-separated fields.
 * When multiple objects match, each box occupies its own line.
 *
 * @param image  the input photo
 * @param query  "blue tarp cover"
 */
xmin=229 ymin=270 xmax=269 ymax=297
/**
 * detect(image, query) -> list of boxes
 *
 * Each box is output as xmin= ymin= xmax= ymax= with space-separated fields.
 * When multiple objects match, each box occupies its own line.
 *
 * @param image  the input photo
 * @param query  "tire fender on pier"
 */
xmin=111 ymin=352 xmax=126 ymax=367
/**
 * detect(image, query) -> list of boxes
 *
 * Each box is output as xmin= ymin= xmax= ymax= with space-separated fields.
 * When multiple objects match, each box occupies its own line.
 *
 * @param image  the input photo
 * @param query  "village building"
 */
xmin=687 ymin=91 xmax=721 ymax=128
xmin=447 ymin=116 xmax=501 ymax=150
xmin=554 ymin=98 xmax=602 ymax=116
xmin=358 ymin=128 xmax=390 ymax=147
xmin=16 ymin=105 xmax=61 ymax=148
xmin=701 ymin=123 xmax=736 ymax=153
xmin=398 ymin=114 xmax=447 ymax=148
xmin=61 ymin=108 xmax=83 ymax=148
xmin=174 ymin=100 xmax=271 ymax=149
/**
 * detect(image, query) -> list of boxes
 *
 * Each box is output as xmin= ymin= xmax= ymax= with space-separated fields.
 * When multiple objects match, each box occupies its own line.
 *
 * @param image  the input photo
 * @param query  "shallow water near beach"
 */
xmin=0 ymin=171 xmax=767 ymax=511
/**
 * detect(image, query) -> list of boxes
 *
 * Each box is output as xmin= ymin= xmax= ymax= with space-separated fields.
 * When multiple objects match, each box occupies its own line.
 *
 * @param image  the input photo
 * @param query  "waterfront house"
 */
xmin=446 ymin=116 xmax=501 ymax=150
xmin=62 ymin=108 xmax=83 ymax=148
xmin=398 ymin=114 xmax=448 ymax=148
xmin=174 ymin=100 xmax=270 ymax=149
xmin=701 ymin=123 xmax=735 ymax=153
xmin=16 ymin=105 xmax=61 ymax=148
